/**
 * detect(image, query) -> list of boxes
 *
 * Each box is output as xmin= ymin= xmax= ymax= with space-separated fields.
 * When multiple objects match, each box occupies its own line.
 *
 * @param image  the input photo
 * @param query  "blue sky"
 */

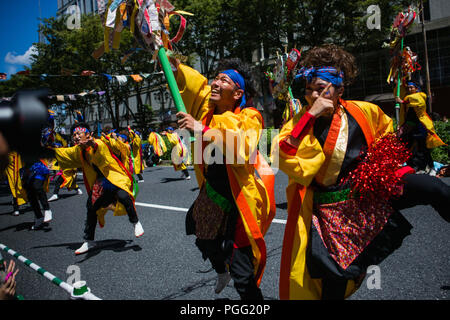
xmin=0 ymin=0 xmax=57 ymax=79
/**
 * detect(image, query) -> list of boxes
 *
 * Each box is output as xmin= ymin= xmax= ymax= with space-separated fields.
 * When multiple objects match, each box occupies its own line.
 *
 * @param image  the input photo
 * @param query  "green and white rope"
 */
xmin=0 ymin=243 xmax=101 ymax=300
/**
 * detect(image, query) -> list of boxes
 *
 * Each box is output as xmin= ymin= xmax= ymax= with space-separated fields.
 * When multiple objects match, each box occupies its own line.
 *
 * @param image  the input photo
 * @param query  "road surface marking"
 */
xmin=135 ymin=202 xmax=287 ymax=224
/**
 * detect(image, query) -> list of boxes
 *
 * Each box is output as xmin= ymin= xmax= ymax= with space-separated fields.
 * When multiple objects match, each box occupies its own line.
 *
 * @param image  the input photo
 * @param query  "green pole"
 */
xmin=157 ymin=47 xmax=187 ymax=113
xmin=394 ymin=38 xmax=404 ymax=130
xmin=0 ymin=243 xmax=101 ymax=300
xmin=158 ymin=47 xmax=196 ymax=142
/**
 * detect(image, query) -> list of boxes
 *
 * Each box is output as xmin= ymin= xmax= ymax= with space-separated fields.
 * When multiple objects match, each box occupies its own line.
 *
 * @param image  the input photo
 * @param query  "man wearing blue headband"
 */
xmin=395 ymin=80 xmax=445 ymax=173
xmin=168 ymin=56 xmax=275 ymax=300
xmin=274 ymin=44 xmax=450 ymax=300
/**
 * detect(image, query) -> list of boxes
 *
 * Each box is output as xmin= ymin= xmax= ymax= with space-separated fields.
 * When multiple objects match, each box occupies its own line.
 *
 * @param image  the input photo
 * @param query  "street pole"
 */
xmin=420 ymin=0 xmax=433 ymax=114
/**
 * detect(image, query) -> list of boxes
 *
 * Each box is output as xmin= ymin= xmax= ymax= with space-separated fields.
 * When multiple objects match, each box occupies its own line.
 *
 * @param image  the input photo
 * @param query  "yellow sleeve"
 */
xmin=166 ymin=133 xmax=178 ymax=146
xmin=206 ymin=108 xmax=263 ymax=165
xmin=176 ymin=63 xmax=211 ymax=121
xmin=405 ymin=92 xmax=426 ymax=109
xmin=157 ymin=133 xmax=167 ymax=152
xmin=130 ymin=130 xmax=142 ymax=153
xmin=353 ymin=101 xmax=394 ymax=139
xmin=54 ymin=146 xmax=83 ymax=169
xmin=147 ymin=133 xmax=154 ymax=145
xmin=271 ymin=112 xmax=325 ymax=187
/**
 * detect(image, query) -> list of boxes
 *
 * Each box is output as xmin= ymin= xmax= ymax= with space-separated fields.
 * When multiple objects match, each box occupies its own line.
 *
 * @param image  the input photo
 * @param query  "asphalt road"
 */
xmin=0 ymin=166 xmax=449 ymax=301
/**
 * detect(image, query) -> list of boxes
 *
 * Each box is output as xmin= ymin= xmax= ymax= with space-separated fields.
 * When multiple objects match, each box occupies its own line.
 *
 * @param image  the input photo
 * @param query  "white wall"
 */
xmin=430 ymin=0 xmax=450 ymax=20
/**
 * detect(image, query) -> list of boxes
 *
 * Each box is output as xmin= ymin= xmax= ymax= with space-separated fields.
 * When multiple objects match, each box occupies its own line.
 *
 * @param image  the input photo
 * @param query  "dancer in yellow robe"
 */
xmin=163 ymin=127 xmax=191 ymax=180
xmin=148 ymin=131 xmax=167 ymax=158
xmin=128 ymin=127 xmax=145 ymax=182
xmin=52 ymin=122 xmax=144 ymax=254
xmin=4 ymin=152 xmax=27 ymax=216
xmin=173 ymin=57 xmax=276 ymax=299
xmin=273 ymin=44 xmax=450 ymax=300
xmin=396 ymin=81 xmax=446 ymax=173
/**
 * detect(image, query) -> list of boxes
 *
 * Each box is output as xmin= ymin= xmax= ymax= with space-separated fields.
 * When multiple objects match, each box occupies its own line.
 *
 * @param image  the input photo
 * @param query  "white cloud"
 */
xmin=4 ymin=45 xmax=38 ymax=65
xmin=6 ymin=65 xmax=18 ymax=76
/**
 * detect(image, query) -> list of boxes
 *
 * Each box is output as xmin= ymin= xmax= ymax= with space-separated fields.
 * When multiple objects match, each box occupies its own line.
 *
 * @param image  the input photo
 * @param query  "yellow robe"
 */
xmin=175 ymin=63 xmax=275 ymax=285
xmin=53 ymin=139 xmax=134 ymax=227
xmin=166 ymin=131 xmax=190 ymax=171
xmin=399 ymin=91 xmax=445 ymax=149
xmin=5 ymin=152 xmax=27 ymax=205
xmin=54 ymin=133 xmax=68 ymax=147
xmin=129 ymin=129 xmax=143 ymax=174
xmin=101 ymin=135 xmax=134 ymax=176
xmin=148 ymin=132 xmax=167 ymax=157
xmin=48 ymin=158 xmax=79 ymax=191
xmin=273 ymin=100 xmax=393 ymax=299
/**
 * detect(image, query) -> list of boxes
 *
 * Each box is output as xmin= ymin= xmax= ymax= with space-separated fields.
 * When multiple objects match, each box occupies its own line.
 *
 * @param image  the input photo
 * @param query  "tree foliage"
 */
xmin=1 ymin=13 xmax=160 ymax=131
xmin=172 ymin=0 xmax=412 ymax=74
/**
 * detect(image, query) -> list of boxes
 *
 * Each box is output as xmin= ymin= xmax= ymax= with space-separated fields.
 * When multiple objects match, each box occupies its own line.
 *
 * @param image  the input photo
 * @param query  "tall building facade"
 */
xmin=57 ymin=0 xmax=98 ymax=16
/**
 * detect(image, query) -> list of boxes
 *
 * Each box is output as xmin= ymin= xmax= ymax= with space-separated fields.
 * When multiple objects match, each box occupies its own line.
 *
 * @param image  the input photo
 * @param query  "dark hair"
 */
xmin=216 ymin=58 xmax=257 ymax=106
xmin=70 ymin=122 xmax=91 ymax=134
xmin=300 ymin=44 xmax=358 ymax=86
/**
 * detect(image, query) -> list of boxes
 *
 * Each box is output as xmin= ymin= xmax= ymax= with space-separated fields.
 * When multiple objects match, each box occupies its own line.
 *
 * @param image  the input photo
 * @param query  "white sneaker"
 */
xmin=185 ymin=176 xmax=191 ymax=180
xmin=75 ymin=241 xmax=94 ymax=255
xmin=429 ymin=169 xmax=437 ymax=176
xmin=48 ymin=194 xmax=59 ymax=202
xmin=138 ymin=179 xmax=145 ymax=183
xmin=44 ymin=210 xmax=52 ymax=223
xmin=77 ymin=189 xmax=83 ymax=195
xmin=215 ymin=272 xmax=231 ymax=294
xmin=134 ymin=221 xmax=144 ymax=238
xmin=32 ymin=217 xmax=44 ymax=230
xmin=13 ymin=210 xmax=20 ymax=216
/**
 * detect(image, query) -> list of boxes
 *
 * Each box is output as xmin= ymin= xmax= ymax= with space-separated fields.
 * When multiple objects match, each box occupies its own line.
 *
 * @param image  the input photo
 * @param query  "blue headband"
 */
xmin=407 ymin=82 xmax=421 ymax=91
xmin=295 ymin=66 xmax=344 ymax=87
xmin=73 ymin=126 xmax=90 ymax=134
xmin=221 ymin=69 xmax=246 ymax=107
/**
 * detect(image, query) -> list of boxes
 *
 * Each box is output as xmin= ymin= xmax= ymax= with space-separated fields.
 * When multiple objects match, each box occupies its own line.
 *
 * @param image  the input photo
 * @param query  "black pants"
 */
xmin=136 ymin=173 xmax=144 ymax=181
xmin=196 ymin=238 xmax=263 ymax=300
xmin=392 ymin=173 xmax=450 ymax=222
xmin=24 ymin=177 xmax=49 ymax=219
xmin=182 ymin=169 xmax=190 ymax=177
xmin=405 ymin=126 xmax=434 ymax=171
xmin=84 ymin=187 xmax=138 ymax=241
xmin=53 ymin=175 xmax=64 ymax=195
xmin=12 ymin=197 xmax=19 ymax=212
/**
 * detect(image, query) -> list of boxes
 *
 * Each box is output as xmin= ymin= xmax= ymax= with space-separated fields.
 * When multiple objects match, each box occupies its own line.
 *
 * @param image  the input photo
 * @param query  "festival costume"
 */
xmin=398 ymin=89 xmax=446 ymax=170
xmin=101 ymin=134 xmax=134 ymax=176
xmin=165 ymin=131 xmax=190 ymax=172
xmin=274 ymin=99 xmax=415 ymax=299
xmin=5 ymin=152 xmax=27 ymax=210
xmin=148 ymin=132 xmax=167 ymax=157
xmin=129 ymin=129 xmax=144 ymax=177
xmin=53 ymin=139 xmax=139 ymax=238
xmin=21 ymin=159 xmax=52 ymax=226
xmin=49 ymin=158 xmax=80 ymax=195
xmin=176 ymin=64 xmax=275 ymax=298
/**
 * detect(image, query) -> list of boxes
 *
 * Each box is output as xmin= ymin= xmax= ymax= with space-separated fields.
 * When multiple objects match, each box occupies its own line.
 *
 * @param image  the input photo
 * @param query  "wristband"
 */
xmin=291 ymin=112 xmax=316 ymax=139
